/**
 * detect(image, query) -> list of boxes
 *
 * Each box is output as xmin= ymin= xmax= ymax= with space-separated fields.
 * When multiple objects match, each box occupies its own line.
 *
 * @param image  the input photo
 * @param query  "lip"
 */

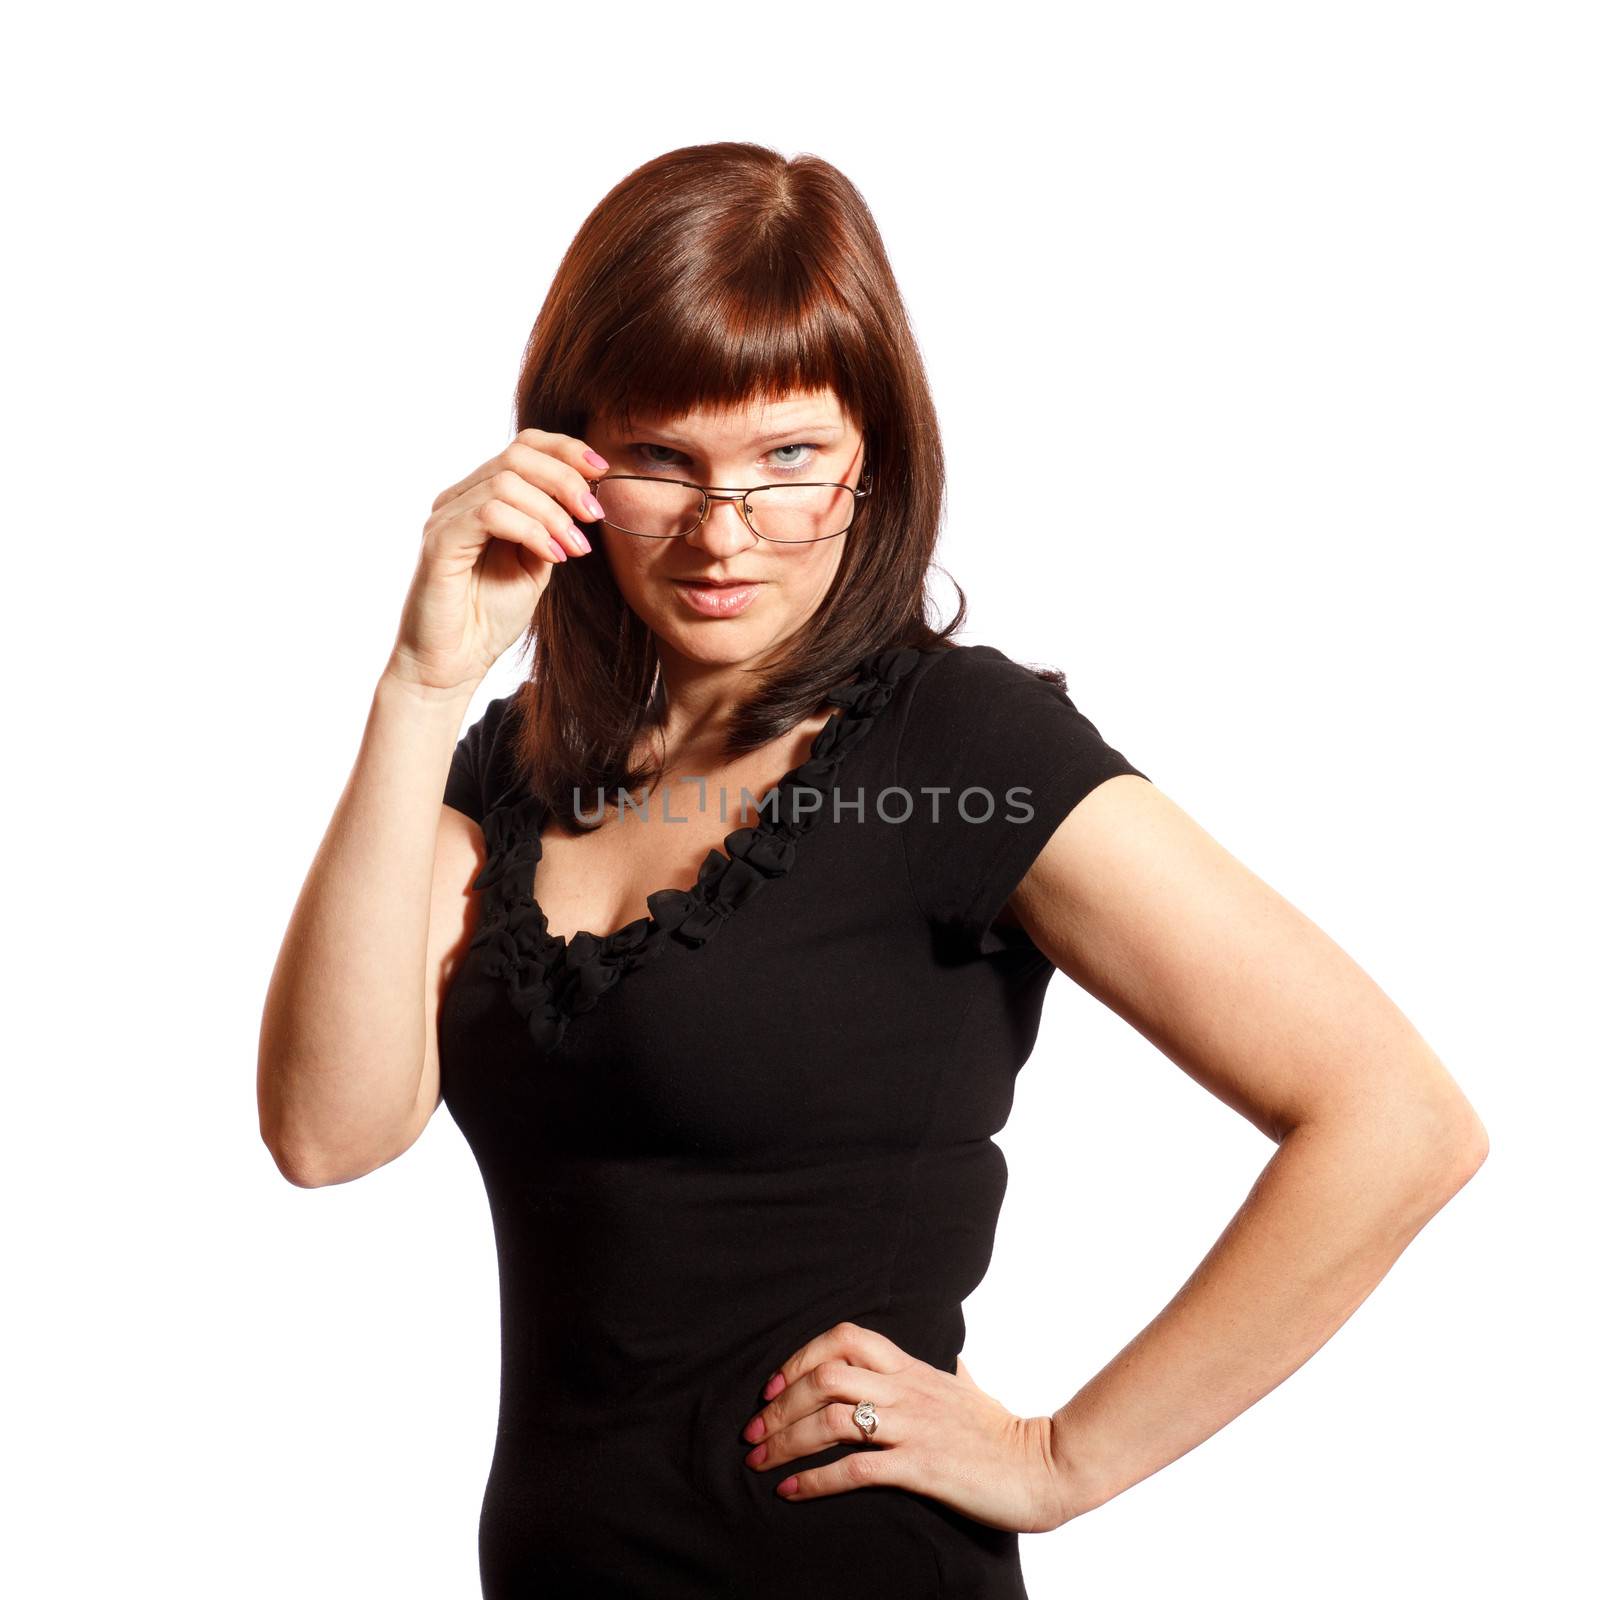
xmin=671 ymin=577 xmax=763 ymax=618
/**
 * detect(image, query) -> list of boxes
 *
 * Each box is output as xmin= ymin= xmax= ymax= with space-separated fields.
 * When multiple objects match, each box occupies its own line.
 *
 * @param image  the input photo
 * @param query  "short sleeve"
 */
xmin=894 ymin=645 xmax=1149 ymax=960
xmin=442 ymin=691 xmax=520 ymax=826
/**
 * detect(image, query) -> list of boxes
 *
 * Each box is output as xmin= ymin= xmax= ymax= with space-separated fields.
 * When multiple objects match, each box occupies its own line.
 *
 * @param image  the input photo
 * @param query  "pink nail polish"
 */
xmin=743 ymin=1415 xmax=765 ymax=1442
xmin=777 ymin=1476 xmax=798 ymax=1496
xmin=764 ymin=1372 xmax=786 ymax=1400
xmin=583 ymin=449 xmax=609 ymax=470
xmin=745 ymin=1442 xmax=767 ymax=1466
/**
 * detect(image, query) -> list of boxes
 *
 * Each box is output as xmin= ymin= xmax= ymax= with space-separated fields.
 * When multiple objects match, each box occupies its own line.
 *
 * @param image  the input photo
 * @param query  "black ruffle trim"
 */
xmin=467 ymin=644 xmax=924 ymax=1053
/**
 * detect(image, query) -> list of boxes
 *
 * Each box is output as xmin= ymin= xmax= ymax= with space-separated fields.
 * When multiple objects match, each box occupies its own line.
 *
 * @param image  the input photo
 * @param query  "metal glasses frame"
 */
xmin=582 ymin=469 xmax=873 ymax=543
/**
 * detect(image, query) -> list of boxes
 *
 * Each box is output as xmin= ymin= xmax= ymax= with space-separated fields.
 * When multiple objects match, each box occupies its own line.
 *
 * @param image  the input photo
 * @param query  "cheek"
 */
xmin=598 ymin=533 xmax=651 ymax=589
xmin=790 ymin=542 xmax=846 ymax=599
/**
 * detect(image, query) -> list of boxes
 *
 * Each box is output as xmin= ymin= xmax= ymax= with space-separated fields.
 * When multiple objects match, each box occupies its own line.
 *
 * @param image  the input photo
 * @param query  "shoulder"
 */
xmin=908 ymin=641 xmax=1075 ymax=704
xmin=893 ymin=638 xmax=1147 ymax=817
xmin=889 ymin=642 xmax=1148 ymax=959
xmin=464 ymin=687 xmax=524 ymax=757
xmin=445 ymin=686 xmax=528 ymax=822
xmin=476 ymin=686 xmax=524 ymax=739
xmin=896 ymin=642 xmax=1082 ymax=751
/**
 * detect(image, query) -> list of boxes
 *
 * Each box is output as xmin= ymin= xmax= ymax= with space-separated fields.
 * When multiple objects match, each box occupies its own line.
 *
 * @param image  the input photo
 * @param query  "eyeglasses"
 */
xmin=583 ymin=469 xmax=873 ymax=543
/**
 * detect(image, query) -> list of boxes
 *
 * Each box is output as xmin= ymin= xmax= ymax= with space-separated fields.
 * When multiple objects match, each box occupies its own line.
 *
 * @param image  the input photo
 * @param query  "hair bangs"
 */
xmin=576 ymin=247 xmax=872 ymax=435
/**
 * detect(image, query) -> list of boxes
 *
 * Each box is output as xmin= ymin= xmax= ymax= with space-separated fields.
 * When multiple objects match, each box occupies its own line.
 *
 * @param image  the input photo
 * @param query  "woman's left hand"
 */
xmin=741 ymin=1321 xmax=1070 ymax=1534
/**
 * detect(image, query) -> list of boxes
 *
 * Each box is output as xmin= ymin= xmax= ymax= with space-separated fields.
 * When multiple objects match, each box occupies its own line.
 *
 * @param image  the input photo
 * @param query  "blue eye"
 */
xmin=768 ymin=443 xmax=817 ymax=472
xmin=625 ymin=442 xmax=822 ymax=477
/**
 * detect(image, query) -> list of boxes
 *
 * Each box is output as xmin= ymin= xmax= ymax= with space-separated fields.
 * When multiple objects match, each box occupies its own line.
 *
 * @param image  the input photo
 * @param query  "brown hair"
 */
xmin=503 ymin=140 xmax=968 ymax=826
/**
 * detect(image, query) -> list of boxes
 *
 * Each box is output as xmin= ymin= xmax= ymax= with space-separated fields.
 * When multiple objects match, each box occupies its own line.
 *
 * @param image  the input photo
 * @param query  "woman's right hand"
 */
xmin=386 ymin=428 xmax=608 ymax=695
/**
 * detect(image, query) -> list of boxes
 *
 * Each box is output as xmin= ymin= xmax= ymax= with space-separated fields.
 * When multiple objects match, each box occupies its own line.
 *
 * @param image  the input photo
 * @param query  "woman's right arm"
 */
xmin=256 ymin=428 xmax=608 ymax=1187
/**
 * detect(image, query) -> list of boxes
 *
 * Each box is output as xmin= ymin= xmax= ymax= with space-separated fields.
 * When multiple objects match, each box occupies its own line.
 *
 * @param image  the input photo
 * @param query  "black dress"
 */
xmin=439 ymin=641 xmax=1148 ymax=1598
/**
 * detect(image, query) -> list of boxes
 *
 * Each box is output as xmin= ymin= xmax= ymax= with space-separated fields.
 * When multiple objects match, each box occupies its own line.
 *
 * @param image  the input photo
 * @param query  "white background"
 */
xmin=3 ymin=2 xmax=1594 ymax=1595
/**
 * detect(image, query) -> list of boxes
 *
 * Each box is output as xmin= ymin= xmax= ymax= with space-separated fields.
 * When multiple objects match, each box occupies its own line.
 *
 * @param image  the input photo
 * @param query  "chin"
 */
xmin=658 ymin=626 xmax=771 ymax=663
xmin=649 ymin=616 xmax=794 ymax=668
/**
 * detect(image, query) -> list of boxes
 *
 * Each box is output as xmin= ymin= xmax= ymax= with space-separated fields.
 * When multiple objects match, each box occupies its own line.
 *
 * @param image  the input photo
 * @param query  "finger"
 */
xmin=774 ymin=1442 xmax=906 ymax=1503
xmin=750 ymin=1349 xmax=904 ymax=1449
xmin=764 ymin=1320 xmax=907 ymax=1404
xmin=502 ymin=434 xmax=609 ymax=529
xmin=513 ymin=427 xmax=610 ymax=479
xmin=464 ymin=490 xmax=574 ymax=566
xmin=748 ymin=1398 xmax=900 ymax=1472
xmin=429 ymin=428 xmax=607 ymax=523
xmin=463 ymin=470 xmax=593 ymax=560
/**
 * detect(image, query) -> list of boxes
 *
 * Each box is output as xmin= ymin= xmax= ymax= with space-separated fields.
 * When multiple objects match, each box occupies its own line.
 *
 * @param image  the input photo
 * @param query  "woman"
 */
xmin=258 ymin=142 xmax=1488 ymax=1598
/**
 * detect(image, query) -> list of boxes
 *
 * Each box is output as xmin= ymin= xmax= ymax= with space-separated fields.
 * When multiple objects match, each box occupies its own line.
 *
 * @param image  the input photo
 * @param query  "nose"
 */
xmin=687 ymin=493 xmax=756 ymax=554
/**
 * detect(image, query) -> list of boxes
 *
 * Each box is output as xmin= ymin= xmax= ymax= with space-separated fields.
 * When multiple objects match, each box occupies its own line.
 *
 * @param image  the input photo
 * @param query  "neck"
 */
xmin=648 ymin=640 xmax=786 ymax=753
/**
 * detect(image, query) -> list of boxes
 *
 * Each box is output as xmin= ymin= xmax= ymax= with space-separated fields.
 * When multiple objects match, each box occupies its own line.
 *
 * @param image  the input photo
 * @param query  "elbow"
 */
xmin=257 ymin=1063 xmax=352 ymax=1188
xmin=260 ymin=1121 xmax=415 ymax=1189
xmin=263 ymin=1130 xmax=334 ymax=1189
xmin=1447 ymin=1107 xmax=1490 ymax=1189
xmin=256 ymin=1047 xmax=428 ymax=1188
xmin=1417 ymin=1095 xmax=1490 ymax=1204
xmin=259 ymin=1102 xmax=343 ymax=1188
xmin=257 ymin=1092 xmax=324 ymax=1187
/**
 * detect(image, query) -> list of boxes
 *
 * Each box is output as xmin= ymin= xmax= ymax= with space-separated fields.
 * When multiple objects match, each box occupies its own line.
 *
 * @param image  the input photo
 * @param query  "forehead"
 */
xmin=599 ymin=387 xmax=847 ymax=441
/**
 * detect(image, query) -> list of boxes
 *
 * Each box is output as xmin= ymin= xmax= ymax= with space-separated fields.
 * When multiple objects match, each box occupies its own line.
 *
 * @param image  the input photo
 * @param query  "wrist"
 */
xmin=378 ymin=654 xmax=484 ymax=712
xmin=1043 ymin=1410 xmax=1112 ymax=1528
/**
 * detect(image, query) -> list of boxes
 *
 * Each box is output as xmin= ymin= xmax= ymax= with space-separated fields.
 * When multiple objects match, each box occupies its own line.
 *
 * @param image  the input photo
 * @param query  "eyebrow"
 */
xmin=633 ymin=422 xmax=844 ymax=449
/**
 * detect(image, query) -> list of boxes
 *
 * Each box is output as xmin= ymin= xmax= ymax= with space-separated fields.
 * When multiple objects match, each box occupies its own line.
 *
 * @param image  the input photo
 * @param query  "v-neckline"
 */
xmin=527 ymin=702 xmax=839 ymax=952
xmin=466 ymin=644 xmax=924 ymax=1054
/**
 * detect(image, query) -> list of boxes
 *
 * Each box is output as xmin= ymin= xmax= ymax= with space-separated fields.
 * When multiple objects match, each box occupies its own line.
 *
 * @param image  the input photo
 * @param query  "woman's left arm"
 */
xmin=1010 ymin=772 xmax=1489 ymax=1524
xmin=745 ymin=775 xmax=1488 ymax=1531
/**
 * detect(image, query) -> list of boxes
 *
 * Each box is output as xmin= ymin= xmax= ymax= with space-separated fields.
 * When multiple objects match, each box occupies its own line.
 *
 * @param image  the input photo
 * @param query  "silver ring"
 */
xmin=852 ymin=1399 xmax=879 ymax=1439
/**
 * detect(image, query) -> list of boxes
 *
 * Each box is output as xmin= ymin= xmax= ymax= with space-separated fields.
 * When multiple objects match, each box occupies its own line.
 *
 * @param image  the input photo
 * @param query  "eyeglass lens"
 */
xmin=591 ymin=479 xmax=857 ymax=542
